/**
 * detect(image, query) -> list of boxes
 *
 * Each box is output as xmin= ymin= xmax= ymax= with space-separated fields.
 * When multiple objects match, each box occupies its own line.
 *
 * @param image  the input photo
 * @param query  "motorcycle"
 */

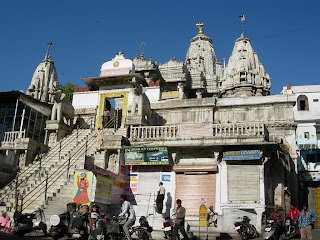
xmin=49 ymin=210 xmax=70 ymax=240
xmin=263 ymin=219 xmax=286 ymax=240
xmin=285 ymin=217 xmax=298 ymax=239
xmin=12 ymin=208 xmax=47 ymax=237
xmin=163 ymin=215 xmax=177 ymax=239
xmin=105 ymin=215 xmax=153 ymax=240
xmin=50 ymin=202 xmax=90 ymax=240
xmin=234 ymin=216 xmax=259 ymax=240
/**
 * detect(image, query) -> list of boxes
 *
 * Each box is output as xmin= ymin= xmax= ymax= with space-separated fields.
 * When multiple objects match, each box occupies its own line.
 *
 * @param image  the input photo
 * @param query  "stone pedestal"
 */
xmin=125 ymin=115 xmax=150 ymax=126
xmin=45 ymin=120 xmax=73 ymax=148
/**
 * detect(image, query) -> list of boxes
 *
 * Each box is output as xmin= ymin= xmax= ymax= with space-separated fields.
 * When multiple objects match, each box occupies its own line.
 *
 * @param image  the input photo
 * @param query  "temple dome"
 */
xmin=100 ymin=52 xmax=135 ymax=77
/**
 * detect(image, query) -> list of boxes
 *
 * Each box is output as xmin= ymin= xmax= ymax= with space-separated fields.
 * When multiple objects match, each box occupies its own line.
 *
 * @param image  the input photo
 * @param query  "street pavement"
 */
xmin=1 ymin=228 xmax=320 ymax=239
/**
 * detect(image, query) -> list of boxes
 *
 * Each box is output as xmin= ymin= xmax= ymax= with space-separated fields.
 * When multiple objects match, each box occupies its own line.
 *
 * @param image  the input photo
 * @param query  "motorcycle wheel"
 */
xmin=251 ymin=226 xmax=259 ymax=238
xmin=17 ymin=232 xmax=25 ymax=237
xmin=43 ymin=228 xmax=48 ymax=236
xmin=105 ymin=233 xmax=117 ymax=240
xmin=240 ymin=232 xmax=248 ymax=240
xmin=53 ymin=236 xmax=59 ymax=240
xmin=138 ymin=230 xmax=150 ymax=240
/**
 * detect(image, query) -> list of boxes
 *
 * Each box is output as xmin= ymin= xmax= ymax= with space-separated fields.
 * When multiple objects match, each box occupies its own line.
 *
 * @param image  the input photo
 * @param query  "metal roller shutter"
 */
xmin=176 ymin=173 xmax=216 ymax=216
xmin=227 ymin=165 xmax=259 ymax=203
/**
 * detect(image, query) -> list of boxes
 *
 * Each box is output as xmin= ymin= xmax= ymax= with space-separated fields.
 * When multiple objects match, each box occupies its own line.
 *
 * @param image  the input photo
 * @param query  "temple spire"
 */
xmin=140 ymin=42 xmax=145 ymax=59
xmin=44 ymin=42 xmax=52 ymax=60
xmin=239 ymin=15 xmax=245 ymax=36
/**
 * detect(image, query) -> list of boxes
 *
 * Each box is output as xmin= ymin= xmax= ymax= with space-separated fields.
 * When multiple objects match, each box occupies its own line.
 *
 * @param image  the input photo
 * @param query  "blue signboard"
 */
xmin=162 ymin=174 xmax=171 ymax=182
xmin=223 ymin=150 xmax=261 ymax=160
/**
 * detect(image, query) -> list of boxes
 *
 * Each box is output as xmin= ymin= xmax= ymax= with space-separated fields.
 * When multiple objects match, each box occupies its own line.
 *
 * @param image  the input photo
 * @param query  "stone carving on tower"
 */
xmin=185 ymin=23 xmax=222 ymax=98
xmin=26 ymin=43 xmax=59 ymax=104
xmin=132 ymin=52 xmax=163 ymax=86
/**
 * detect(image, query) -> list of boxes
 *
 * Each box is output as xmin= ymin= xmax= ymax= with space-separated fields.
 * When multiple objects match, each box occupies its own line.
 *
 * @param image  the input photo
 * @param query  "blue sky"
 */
xmin=0 ymin=0 xmax=319 ymax=95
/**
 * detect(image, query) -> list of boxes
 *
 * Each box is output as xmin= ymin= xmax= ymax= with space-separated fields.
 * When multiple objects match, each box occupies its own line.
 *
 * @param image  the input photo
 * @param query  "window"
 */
xmin=304 ymin=132 xmax=310 ymax=139
xmin=297 ymin=95 xmax=309 ymax=111
xmin=307 ymin=154 xmax=316 ymax=163
xmin=313 ymin=99 xmax=319 ymax=102
xmin=306 ymin=153 xmax=320 ymax=163
xmin=317 ymin=132 xmax=320 ymax=140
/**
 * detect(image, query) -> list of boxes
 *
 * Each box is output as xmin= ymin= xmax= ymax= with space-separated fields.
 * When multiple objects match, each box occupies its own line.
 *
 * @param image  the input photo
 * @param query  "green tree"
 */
xmin=59 ymin=82 xmax=78 ymax=102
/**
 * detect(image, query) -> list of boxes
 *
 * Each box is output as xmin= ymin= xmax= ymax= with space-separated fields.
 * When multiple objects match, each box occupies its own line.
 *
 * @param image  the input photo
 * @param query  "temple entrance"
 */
xmin=97 ymin=92 xmax=129 ymax=129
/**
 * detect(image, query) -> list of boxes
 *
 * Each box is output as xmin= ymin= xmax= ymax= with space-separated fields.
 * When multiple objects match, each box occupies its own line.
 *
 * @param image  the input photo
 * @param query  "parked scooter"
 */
xmin=12 ymin=208 xmax=47 ymax=237
xmin=234 ymin=216 xmax=259 ymax=240
xmin=263 ymin=219 xmax=286 ymax=240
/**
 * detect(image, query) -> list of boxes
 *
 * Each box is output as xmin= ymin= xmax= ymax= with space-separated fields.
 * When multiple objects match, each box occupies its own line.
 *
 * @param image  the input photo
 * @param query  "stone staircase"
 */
xmin=0 ymin=126 xmax=96 ymax=218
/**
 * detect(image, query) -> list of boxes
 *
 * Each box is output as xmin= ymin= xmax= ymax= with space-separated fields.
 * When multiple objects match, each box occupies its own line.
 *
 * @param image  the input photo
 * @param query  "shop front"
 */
xmin=124 ymin=146 xmax=175 ymax=217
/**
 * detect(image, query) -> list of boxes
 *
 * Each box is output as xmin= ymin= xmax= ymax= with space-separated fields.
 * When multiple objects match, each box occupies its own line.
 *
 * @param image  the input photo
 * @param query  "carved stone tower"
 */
xmin=185 ymin=24 xmax=222 ymax=98
xmin=221 ymin=33 xmax=271 ymax=97
xmin=26 ymin=43 xmax=59 ymax=104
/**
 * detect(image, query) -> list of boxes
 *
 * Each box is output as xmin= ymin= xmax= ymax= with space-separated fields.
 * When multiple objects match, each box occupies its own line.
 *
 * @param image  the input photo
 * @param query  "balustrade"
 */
xmin=3 ymin=130 xmax=26 ymax=143
xmin=130 ymin=123 xmax=267 ymax=140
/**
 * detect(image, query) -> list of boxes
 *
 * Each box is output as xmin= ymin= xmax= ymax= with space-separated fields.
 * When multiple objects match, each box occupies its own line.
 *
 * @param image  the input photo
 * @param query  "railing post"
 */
xmin=76 ymin=126 xmax=79 ymax=145
xmin=15 ymin=174 xmax=19 ymax=211
xmin=39 ymin=155 xmax=42 ymax=178
xmin=85 ymin=137 xmax=88 ymax=156
xmin=67 ymin=151 xmax=71 ymax=179
xmin=59 ymin=141 xmax=62 ymax=161
xmin=45 ymin=173 xmax=48 ymax=203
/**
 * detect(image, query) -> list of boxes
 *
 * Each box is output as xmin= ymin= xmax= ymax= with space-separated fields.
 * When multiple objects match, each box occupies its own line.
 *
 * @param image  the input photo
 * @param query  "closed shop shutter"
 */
xmin=138 ymin=170 xmax=161 ymax=202
xmin=227 ymin=165 xmax=259 ymax=203
xmin=176 ymin=173 xmax=216 ymax=216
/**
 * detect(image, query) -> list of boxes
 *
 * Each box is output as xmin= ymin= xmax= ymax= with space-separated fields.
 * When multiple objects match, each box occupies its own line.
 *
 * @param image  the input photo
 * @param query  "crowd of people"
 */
xmin=268 ymin=203 xmax=318 ymax=240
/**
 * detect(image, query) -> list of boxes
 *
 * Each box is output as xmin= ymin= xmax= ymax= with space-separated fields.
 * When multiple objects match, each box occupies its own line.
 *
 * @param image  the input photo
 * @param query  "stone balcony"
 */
xmin=129 ymin=122 xmax=270 ymax=147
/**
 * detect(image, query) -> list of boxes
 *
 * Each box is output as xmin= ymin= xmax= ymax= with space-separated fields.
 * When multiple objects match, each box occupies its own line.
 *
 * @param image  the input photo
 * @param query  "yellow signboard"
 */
xmin=316 ymin=189 xmax=320 ymax=227
xmin=73 ymin=170 xmax=93 ymax=205
xmin=199 ymin=204 xmax=207 ymax=227
xmin=94 ymin=174 xmax=113 ymax=204
xmin=162 ymin=91 xmax=179 ymax=100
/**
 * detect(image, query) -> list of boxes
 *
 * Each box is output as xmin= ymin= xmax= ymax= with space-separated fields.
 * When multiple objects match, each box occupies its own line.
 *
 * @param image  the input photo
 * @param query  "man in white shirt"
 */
xmin=156 ymin=182 xmax=166 ymax=213
xmin=117 ymin=194 xmax=136 ymax=240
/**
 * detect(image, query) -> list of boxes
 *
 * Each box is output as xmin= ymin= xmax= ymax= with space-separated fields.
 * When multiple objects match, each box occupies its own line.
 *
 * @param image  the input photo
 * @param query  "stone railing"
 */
xmin=212 ymin=123 xmax=268 ymax=138
xmin=130 ymin=122 xmax=268 ymax=140
xmin=2 ymin=130 xmax=26 ymax=143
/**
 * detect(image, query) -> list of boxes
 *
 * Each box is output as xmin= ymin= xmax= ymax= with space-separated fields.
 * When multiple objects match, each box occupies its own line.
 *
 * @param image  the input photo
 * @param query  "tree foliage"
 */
xmin=59 ymin=82 xmax=78 ymax=102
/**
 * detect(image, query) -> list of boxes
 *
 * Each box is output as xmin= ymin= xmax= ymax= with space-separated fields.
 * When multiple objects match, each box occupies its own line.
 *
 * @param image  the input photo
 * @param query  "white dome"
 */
xmin=100 ymin=52 xmax=135 ymax=77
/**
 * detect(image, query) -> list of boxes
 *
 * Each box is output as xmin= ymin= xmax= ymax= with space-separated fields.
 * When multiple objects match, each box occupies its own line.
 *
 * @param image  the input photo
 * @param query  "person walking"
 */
xmin=156 ymin=182 xmax=165 ymax=213
xmin=117 ymin=194 xmax=136 ymax=240
xmin=95 ymin=127 xmax=103 ymax=152
xmin=298 ymin=203 xmax=318 ymax=240
xmin=172 ymin=199 xmax=190 ymax=240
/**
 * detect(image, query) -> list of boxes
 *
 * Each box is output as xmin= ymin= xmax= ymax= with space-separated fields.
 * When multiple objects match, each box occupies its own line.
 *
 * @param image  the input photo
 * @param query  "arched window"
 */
xmin=297 ymin=95 xmax=309 ymax=111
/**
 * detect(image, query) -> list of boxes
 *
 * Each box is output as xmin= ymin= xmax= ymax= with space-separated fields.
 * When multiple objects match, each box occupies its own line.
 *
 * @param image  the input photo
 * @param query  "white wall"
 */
xmin=73 ymin=91 xmax=99 ymax=109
